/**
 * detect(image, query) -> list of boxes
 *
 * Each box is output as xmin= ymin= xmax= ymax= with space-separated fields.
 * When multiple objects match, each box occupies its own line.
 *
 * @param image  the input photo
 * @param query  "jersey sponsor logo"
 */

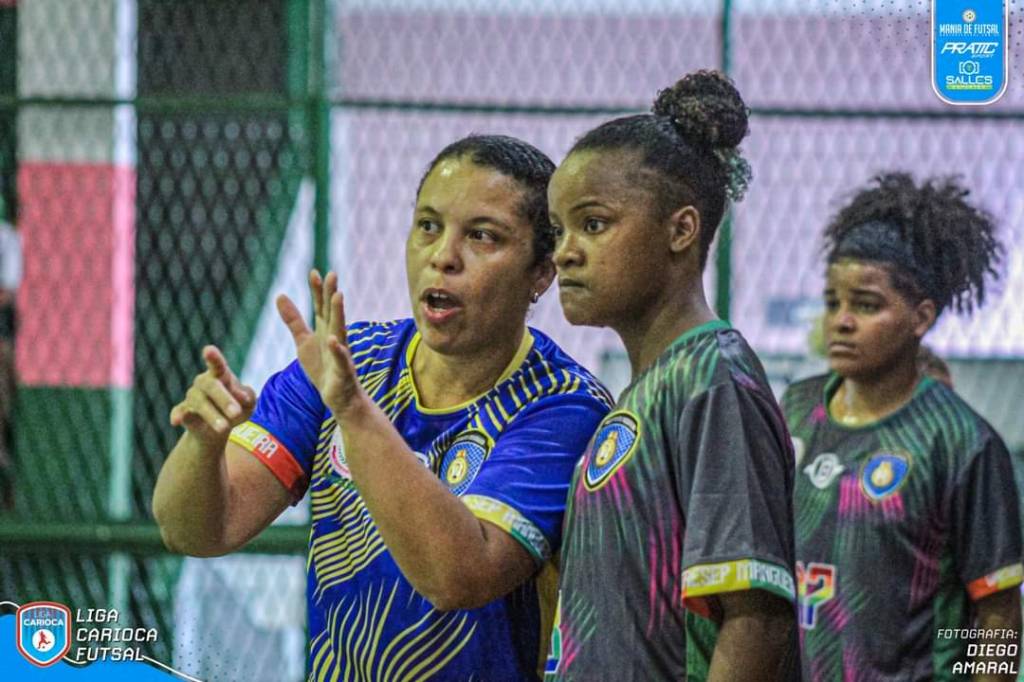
xmin=860 ymin=450 xmax=912 ymax=502
xmin=967 ymin=563 xmax=1024 ymax=600
xmin=231 ymin=421 xmax=307 ymax=497
xmin=463 ymin=494 xmax=551 ymax=561
xmin=583 ymin=410 xmax=641 ymax=492
xmin=17 ymin=602 xmax=72 ymax=667
xmin=796 ymin=561 xmax=836 ymax=630
xmin=328 ymin=428 xmax=351 ymax=479
xmin=441 ymin=430 xmax=490 ymax=495
xmin=231 ymin=422 xmax=283 ymax=459
xmin=803 ymin=452 xmax=845 ymax=489
xmin=682 ymin=559 xmax=797 ymax=602
xmin=544 ymin=593 xmax=563 ymax=674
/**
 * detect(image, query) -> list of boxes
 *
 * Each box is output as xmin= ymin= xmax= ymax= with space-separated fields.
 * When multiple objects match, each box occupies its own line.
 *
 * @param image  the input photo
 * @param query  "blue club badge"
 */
xmin=860 ymin=451 xmax=912 ymax=502
xmin=441 ymin=431 xmax=490 ymax=495
xmin=583 ymin=411 xmax=641 ymax=491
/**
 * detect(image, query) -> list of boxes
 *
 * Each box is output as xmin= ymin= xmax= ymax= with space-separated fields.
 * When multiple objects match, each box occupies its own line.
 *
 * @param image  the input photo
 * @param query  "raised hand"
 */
xmin=277 ymin=269 xmax=367 ymax=418
xmin=170 ymin=345 xmax=256 ymax=448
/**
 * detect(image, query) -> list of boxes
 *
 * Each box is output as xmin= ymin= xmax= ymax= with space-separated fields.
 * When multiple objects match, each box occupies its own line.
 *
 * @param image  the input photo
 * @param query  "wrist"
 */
xmin=332 ymin=391 xmax=374 ymax=426
xmin=183 ymin=428 xmax=231 ymax=458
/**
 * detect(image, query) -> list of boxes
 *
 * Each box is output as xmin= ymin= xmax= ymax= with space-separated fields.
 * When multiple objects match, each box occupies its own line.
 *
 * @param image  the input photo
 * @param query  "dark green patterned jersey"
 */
xmin=546 ymin=321 xmax=800 ymax=680
xmin=784 ymin=374 xmax=1023 ymax=681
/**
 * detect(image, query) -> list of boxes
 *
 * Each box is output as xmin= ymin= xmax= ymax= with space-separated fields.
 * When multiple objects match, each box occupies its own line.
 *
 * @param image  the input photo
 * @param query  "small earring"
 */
xmin=530 ymin=291 xmax=540 ymax=304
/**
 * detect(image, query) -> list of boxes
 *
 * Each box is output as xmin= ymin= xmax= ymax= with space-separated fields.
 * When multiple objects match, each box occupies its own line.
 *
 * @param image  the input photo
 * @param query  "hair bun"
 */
xmin=652 ymin=70 xmax=749 ymax=150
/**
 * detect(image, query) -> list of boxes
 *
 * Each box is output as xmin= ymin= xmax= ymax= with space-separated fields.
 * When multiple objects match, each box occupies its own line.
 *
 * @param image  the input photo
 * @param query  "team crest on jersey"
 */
xmin=440 ymin=430 xmax=490 ymax=495
xmin=860 ymin=451 xmax=912 ymax=502
xmin=803 ymin=453 xmax=845 ymax=489
xmin=17 ymin=601 xmax=72 ymax=667
xmin=583 ymin=410 xmax=640 ymax=491
xmin=328 ymin=429 xmax=351 ymax=479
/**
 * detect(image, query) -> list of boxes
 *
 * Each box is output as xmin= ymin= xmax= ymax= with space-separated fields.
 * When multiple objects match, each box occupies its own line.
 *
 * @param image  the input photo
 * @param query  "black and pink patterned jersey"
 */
xmin=784 ymin=374 xmax=1023 ymax=681
xmin=546 ymin=320 xmax=800 ymax=680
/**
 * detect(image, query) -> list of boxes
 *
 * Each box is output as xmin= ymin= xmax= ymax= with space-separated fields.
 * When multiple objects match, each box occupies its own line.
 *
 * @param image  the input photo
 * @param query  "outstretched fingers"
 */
xmin=329 ymin=290 xmax=349 ymax=348
xmin=309 ymin=269 xmax=324 ymax=320
xmin=277 ymin=293 xmax=313 ymax=346
xmin=169 ymin=345 xmax=255 ymax=438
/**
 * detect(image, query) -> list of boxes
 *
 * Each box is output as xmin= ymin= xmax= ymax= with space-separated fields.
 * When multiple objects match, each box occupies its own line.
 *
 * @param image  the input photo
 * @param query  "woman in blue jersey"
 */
xmin=783 ymin=173 xmax=1021 ymax=680
xmin=153 ymin=134 xmax=611 ymax=681
xmin=545 ymin=71 xmax=799 ymax=680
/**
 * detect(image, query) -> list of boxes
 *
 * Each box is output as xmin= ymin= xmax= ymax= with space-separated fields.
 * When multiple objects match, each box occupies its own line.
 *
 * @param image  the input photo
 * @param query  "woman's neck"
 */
xmin=616 ymin=284 xmax=717 ymax=379
xmin=830 ymin=355 xmax=922 ymax=427
xmin=411 ymin=328 xmax=526 ymax=409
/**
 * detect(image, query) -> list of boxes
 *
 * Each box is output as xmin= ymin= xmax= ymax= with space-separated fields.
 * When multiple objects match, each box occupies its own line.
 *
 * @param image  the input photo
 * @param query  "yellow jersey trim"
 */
xmin=463 ymin=493 xmax=550 ymax=563
xmin=405 ymin=327 xmax=534 ymax=415
xmin=681 ymin=558 xmax=796 ymax=618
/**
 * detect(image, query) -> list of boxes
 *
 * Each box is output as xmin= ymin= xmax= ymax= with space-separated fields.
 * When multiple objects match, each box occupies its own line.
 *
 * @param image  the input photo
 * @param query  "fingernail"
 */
xmin=227 ymin=404 xmax=240 ymax=418
xmin=215 ymin=419 xmax=227 ymax=430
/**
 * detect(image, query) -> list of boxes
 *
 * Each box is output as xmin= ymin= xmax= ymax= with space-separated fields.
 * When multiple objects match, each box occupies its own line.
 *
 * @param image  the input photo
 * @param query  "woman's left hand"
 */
xmin=277 ymin=269 xmax=368 ymax=419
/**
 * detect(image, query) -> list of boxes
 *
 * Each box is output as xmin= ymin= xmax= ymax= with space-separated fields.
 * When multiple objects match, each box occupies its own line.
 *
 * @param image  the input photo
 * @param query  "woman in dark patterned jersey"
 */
xmin=545 ymin=70 xmax=801 ymax=681
xmin=783 ymin=172 xmax=1022 ymax=680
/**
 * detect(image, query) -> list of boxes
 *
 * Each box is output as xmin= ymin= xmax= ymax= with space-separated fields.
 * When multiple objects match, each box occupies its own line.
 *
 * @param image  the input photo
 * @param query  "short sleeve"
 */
xmin=461 ymin=393 xmax=608 ymax=565
xmin=953 ymin=434 xmax=1024 ymax=600
xmin=228 ymin=359 xmax=325 ymax=503
xmin=675 ymin=381 xmax=797 ymax=618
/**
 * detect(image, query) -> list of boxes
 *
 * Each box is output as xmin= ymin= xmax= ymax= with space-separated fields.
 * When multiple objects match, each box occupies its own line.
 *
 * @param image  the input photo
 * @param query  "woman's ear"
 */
xmin=913 ymin=298 xmax=938 ymax=338
xmin=668 ymin=205 xmax=701 ymax=255
xmin=531 ymin=258 xmax=556 ymax=300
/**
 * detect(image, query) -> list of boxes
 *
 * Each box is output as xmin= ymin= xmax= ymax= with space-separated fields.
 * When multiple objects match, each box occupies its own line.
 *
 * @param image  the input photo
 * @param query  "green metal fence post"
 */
xmin=310 ymin=0 xmax=331 ymax=276
xmin=716 ymin=0 xmax=735 ymax=321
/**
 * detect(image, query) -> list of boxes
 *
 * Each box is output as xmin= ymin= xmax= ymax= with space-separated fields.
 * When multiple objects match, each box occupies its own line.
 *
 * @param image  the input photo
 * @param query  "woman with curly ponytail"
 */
xmin=545 ymin=70 xmax=799 ymax=681
xmin=782 ymin=173 xmax=1021 ymax=679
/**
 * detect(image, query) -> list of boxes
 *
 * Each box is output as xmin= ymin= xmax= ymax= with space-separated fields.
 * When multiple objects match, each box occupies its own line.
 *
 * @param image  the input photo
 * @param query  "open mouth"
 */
xmin=420 ymin=289 xmax=464 ymax=322
xmin=424 ymin=290 xmax=460 ymax=311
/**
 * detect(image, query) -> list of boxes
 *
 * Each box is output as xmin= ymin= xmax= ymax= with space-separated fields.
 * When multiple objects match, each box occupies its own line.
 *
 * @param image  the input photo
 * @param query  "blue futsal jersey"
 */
xmin=229 ymin=319 xmax=612 ymax=682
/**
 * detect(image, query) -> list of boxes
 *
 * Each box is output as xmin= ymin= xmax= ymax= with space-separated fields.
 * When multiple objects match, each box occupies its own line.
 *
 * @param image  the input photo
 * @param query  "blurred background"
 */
xmin=0 ymin=0 xmax=1021 ymax=680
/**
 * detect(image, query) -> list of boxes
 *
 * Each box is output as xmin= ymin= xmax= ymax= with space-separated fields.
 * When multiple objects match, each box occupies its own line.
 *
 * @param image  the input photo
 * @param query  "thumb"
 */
xmin=234 ymin=383 xmax=257 ymax=411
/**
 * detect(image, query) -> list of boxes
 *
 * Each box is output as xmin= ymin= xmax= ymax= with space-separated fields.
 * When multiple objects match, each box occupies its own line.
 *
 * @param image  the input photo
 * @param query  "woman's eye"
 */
xmin=583 ymin=218 xmax=606 ymax=234
xmin=470 ymin=229 xmax=497 ymax=243
xmin=856 ymin=302 xmax=880 ymax=313
xmin=417 ymin=219 xmax=441 ymax=234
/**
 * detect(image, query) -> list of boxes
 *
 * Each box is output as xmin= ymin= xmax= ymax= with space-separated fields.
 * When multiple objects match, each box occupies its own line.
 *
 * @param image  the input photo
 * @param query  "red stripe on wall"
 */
xmin=15 ymin=162 xmax=135 ymax=388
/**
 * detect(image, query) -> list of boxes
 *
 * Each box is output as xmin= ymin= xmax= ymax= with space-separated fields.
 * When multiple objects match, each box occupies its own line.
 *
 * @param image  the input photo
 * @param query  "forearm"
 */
xmin=152 ymin=432 xmax=232 ymax=556
xmin=339 ymin=399 xmax=499 ymax=609
xmin=708 ymin=591 xmax=796 ymax=682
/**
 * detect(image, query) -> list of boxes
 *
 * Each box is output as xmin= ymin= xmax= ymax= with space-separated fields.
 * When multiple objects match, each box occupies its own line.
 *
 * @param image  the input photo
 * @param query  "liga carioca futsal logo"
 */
xmin=16 ymin=601 xmax=72 ymax=667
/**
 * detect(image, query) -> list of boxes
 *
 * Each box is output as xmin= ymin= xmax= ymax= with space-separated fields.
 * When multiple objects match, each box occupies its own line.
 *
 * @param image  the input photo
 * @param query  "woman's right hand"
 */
xmin=169 ymin=345 xmax=256 ymax=449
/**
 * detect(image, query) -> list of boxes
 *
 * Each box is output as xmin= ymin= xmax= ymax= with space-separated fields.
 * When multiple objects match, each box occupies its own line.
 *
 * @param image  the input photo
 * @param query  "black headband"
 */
xmin=829 ymin=221 xmax=939 ymax=302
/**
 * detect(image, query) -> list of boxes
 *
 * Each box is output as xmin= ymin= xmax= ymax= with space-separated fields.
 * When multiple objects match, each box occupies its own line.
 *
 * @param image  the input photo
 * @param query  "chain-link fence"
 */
xmin=1 ymin=1 xmax=1022 ymax=680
